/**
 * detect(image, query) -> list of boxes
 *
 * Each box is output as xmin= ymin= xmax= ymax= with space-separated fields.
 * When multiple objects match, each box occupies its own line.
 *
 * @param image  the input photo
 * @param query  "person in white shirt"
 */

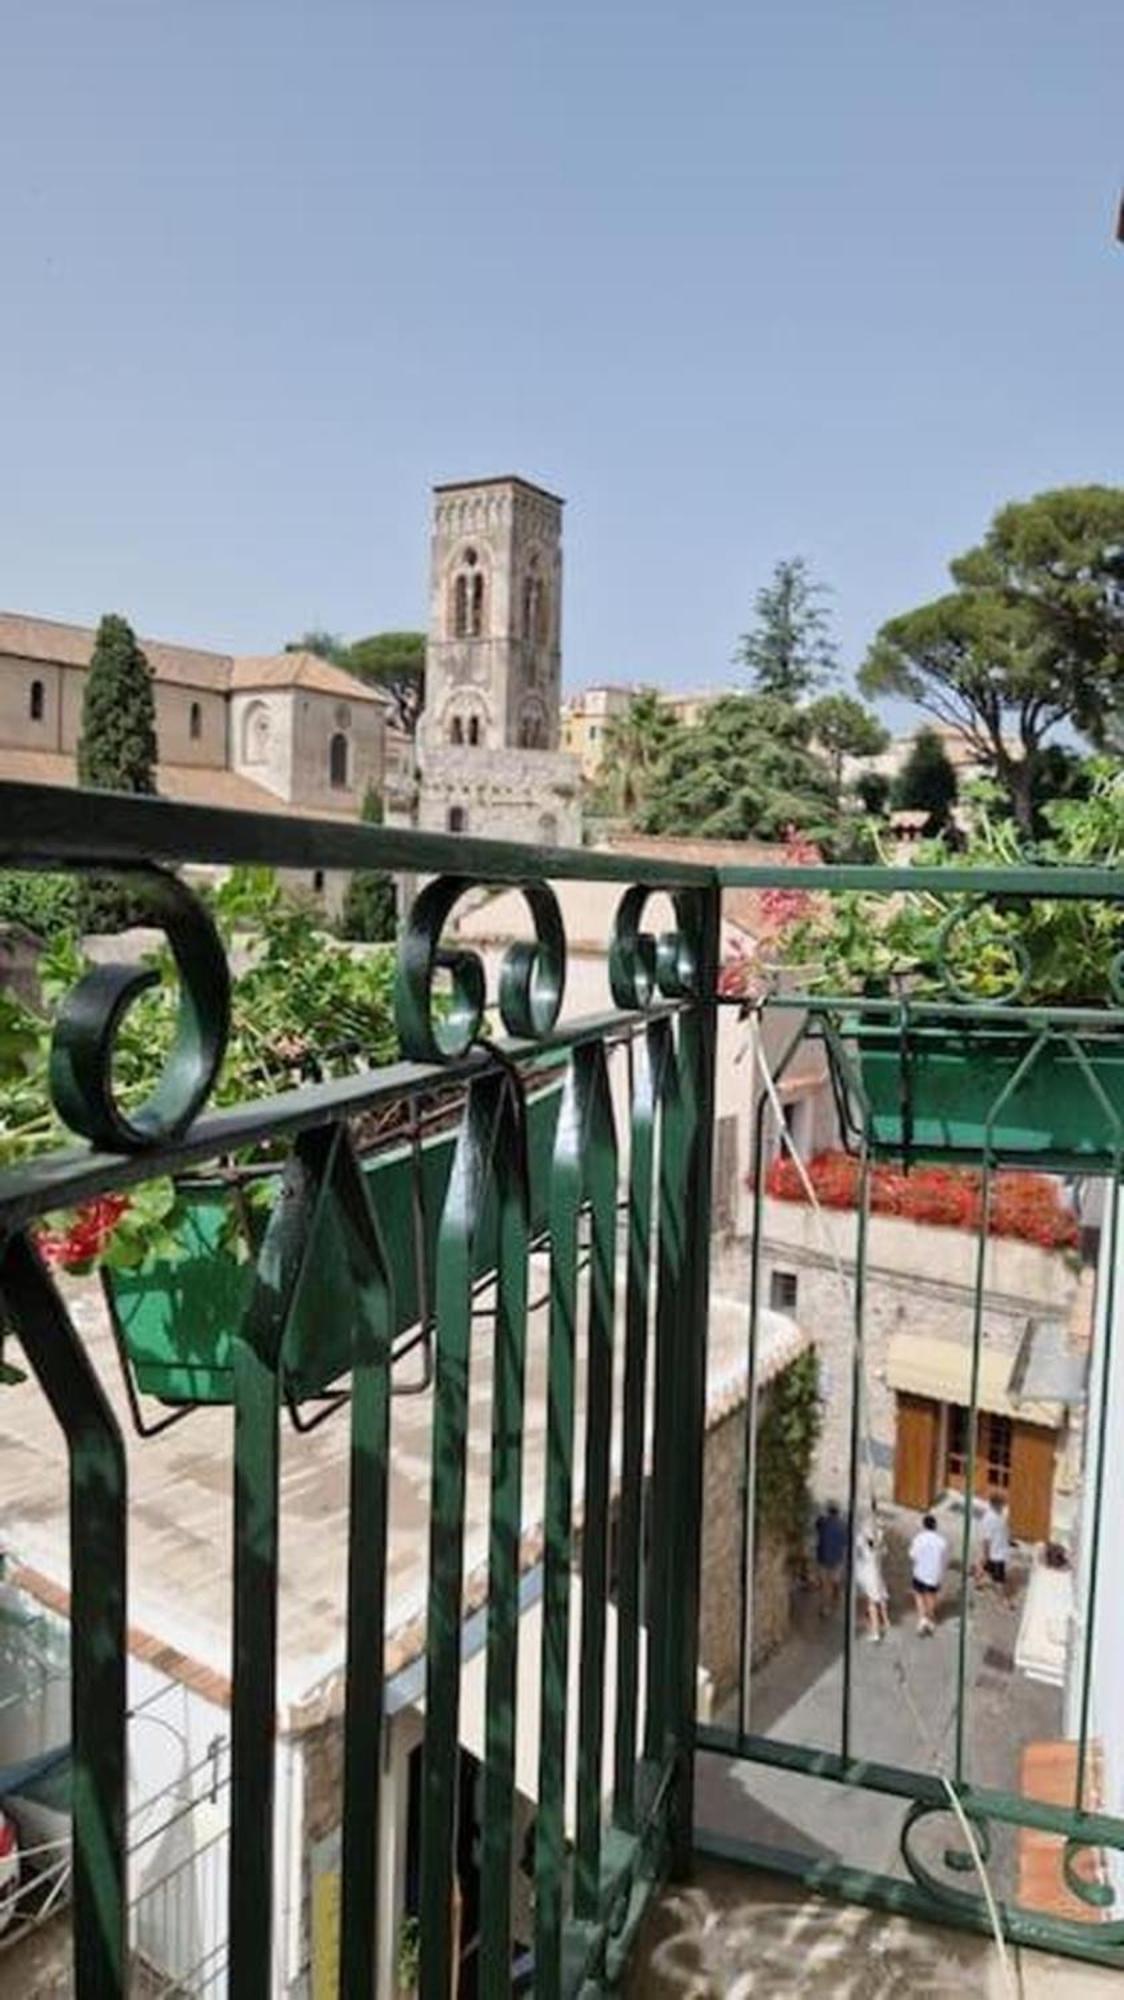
xmin=855 ymin=1521 xmax=890 ymax=1642
xmin=974 ymin=1493 xmax=1013 ymax=1596
xmin=908 ymin=1513 xmax=948 ymax=1635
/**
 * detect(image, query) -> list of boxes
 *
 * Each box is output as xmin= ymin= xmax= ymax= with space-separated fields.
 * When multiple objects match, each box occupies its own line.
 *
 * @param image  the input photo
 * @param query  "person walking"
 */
xmin=908 ymin=1512 xmax=948 ymax=1635
xmin=974 ymin=1492 xmax=1013 ymax=1600
xmin=855 ymin=1521 xmax=890 ymax=1641
xmin=814 ymin=1502 xmax=849 ymax=1618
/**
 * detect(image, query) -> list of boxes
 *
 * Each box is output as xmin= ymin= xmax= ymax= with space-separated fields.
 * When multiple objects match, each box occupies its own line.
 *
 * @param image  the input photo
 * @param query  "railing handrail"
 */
xmin=4 ymin=778 xmax=1121 ymax=900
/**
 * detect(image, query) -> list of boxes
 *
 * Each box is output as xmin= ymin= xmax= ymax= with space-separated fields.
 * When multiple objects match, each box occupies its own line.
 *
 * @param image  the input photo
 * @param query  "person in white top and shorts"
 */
xmin=908 ymin=1513 xmax=948 ymax=1635
xmin=974 ymin=1493 xmax=1013 ymax=1600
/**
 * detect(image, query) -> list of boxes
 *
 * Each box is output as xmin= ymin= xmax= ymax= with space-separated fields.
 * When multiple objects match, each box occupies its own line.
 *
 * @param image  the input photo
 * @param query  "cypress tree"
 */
xmin=892 ymin=726 xmax=958 ymax=833
xmin=77 ymin=614 xmax=158 ymax=793
xmin=77 ymin=614 xmax=158 ymax=928
xmin=339 ymin=786 xmax=398 ymax=942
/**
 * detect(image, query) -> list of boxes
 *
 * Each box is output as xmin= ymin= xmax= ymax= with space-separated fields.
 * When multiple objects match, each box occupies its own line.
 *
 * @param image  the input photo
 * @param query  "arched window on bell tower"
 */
xmin=450 ymin=547 xmax=486 ymax=640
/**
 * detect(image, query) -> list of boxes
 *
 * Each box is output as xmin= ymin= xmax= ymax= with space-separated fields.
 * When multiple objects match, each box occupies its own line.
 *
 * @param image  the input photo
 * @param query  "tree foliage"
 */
xmin=806 ymin=693 xmax=888 ymax=803
xmin=346 ymin=631 xmax=426 ymax=737
xmin=860 ymin=487 xmax=1124 ymax=832
xmin=783 ymin=761 xmax=1124 ymax=1007
xmin=286 ymin=627 xmax=426 ymax=738
xmin=338 ymin=786 xmax=397 ymax=943
xmin=891 ymin=726 xmax=958 ymax=831
xmin=636 ymin=695 xmax=839 ymax=844
xmin=0 ymin=870 xmax=398 ymax=1267
xmin=735 ymin=557 xmax=838 ymax=701
xmin=76 ymin=613 xmax=158 ymax=927
xmin=77 ymin=614 xmax=158 ymax=794
xmin=592 ymin=690 xmax=676 ymax=818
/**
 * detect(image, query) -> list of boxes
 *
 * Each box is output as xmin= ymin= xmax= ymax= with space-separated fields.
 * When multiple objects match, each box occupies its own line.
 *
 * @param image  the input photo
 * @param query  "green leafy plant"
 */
xmin=782 ymin=762 xmax=1124 ymax=1006
xmin=755 ymin=1347 xmax=822 ymax=1553
xmin=396 ymin=1915 xmax=421 ymax=1992
xmin=0 ymin=868 xmax=398 ymax=1272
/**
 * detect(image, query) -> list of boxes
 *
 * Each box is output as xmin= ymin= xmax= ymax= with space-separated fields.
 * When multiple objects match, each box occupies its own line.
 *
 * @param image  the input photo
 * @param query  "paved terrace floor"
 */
xmin=696 ymin=1509 xmax=1064 ymax=1904
xmin=627 ymin=1863 xmax=1119 ymax=1997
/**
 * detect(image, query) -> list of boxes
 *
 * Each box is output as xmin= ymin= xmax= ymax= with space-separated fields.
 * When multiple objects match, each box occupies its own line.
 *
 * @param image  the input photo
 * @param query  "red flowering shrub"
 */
xmin=764 ymin=1150 xmax=1078 ymax=1252
xmin=37 ymin=1195 xmax=132 ymax=1272
xmin=758 ymin=827 xmax=822 ymax=933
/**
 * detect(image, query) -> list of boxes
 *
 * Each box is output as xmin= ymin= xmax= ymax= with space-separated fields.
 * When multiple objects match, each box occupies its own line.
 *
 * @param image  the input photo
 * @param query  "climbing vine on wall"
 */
xmin=755 ymin=1347 xmax=822 ymax=1553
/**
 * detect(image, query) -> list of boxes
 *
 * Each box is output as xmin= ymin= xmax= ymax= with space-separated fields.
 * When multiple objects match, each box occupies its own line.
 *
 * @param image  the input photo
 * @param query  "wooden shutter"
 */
xmin=1009 ymin=1422 xmax=1056 ymax=1542
xmin=893 ymin=1393 xmax=939 ymax=1511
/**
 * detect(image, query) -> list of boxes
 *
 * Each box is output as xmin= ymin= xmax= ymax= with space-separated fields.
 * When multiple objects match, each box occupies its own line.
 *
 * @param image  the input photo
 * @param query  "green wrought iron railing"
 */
xmin=0 ymin=780 xmax=1123 ymax=1994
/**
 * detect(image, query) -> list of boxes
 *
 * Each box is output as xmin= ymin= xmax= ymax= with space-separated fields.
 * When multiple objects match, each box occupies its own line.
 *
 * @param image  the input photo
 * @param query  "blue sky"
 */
xmin=1 ymin=2 xmax=1120 ymax=701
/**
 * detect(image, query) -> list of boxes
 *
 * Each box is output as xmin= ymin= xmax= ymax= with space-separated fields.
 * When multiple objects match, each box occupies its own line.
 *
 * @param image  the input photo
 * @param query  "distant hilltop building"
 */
xmin=410 ymin=476 xmax=582 ymax=846
xmin=562 ymin=683 xmax=726 ymax=782
xmin=0 ymin=613 xmax=390 ymax=821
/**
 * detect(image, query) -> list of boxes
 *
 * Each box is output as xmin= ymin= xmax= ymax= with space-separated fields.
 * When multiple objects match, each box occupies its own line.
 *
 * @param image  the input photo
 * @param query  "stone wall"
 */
xmin=698 ymin=1386 xmax=795 ymax=1701
xmin=726 ymin=1199 xmax=1080 ymax=1500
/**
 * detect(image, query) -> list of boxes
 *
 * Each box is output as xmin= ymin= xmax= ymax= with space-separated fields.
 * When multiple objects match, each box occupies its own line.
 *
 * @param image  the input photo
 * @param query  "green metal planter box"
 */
xmin=850 ymin=1018 xmax=1124 ymax=1170
xmin=112 ymin=1083 xmax=561 ymax=1406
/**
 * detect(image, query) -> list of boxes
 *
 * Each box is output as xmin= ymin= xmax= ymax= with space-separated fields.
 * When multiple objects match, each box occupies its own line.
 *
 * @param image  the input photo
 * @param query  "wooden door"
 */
xmin=1009 ymin=1422 xmax=1056 ymax=1542
xmin=894 ymin=1393 xmax=939 ymax=1511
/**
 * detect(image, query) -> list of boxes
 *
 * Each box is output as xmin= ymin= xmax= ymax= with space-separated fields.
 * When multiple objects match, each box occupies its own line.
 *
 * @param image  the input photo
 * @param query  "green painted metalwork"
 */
xmin=5 ymin=782 xmax=1124 ymax=1992
xmin=613 ymin=1019 xmax=668 ymax=1827
xmin=573 ymin=1042 xmax=618 ymax=1922
xmin=48 ymin=864 xmax=230 ymax=1152
xmin=0 ymin=1234 xmax=126 ymax=1998
xmin=418 ymin=1070 xmax=515 ymax=2000
xmin=478 ymin=1073 xmax=530 ymax=1997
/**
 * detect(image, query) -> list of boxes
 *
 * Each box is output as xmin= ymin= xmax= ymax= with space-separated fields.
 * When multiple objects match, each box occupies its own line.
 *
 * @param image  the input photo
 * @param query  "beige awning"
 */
xmin=885 ymin=1332 xmax=1062 ymax=1429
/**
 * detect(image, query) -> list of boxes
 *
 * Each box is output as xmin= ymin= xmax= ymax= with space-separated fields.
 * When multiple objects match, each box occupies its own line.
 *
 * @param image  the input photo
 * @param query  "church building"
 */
xmin=411 ymin=475 xmax=581 ymax=847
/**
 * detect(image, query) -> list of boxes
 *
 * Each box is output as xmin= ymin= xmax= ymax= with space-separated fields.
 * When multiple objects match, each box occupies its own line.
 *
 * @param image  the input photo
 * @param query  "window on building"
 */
xmin=29 ymin=679 xmax=45 ymax=722
xmin=468 ymin=715 xmax=481 ymax=746
xmin=329 ymin=731 xmax=349 ymax=789
xmin=450 ymin=716 xmax=464 ymax=746
xmin=312 ymin=869 xmax=325 ymax=893
xmin=770 ymin=1270 xmax=799 ymax=1313
xmin=451 ymin=547 xmax=485 ymax=640
xmin=945 ymin=1407 xmax=1013 ymax=1497
xmin=448 ymin=806 xmax=466 ymax=834
xmin=189 ymin=700 xmax=202 ymax=740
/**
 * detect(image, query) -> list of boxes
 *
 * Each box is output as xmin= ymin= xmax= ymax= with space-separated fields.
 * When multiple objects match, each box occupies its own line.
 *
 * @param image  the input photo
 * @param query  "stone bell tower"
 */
xmin=415 ymin=476 xmax=581 ymax=844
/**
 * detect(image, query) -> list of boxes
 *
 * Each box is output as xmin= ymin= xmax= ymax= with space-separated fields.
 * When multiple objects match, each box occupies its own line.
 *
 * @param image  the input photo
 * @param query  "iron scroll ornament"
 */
xmin=609 ymin=884 xmax=699 ymax=1010
xmin=899 ymin=1796 xmax=1124 ymax=1945
xmin=394 ymin=874 xmax=566 ymax=1063
xmin=48 ymin=865 xmax=231 ymax=1152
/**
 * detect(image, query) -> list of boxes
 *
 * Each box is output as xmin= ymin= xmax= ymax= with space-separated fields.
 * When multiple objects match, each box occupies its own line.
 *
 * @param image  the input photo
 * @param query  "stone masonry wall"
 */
xmin=698 ymin=1389 xmax=793 ymax=1702
xmin=719 ymin=1200 xmax=1080 ymax=1504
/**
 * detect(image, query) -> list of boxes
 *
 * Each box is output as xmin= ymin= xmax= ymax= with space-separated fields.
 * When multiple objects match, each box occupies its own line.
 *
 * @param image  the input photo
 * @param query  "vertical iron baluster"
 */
xmin=738 ymin=1017 xmax=811 ymax=1741
xmin=228 ymin=1133 xmax=336 ymax=1999
xmin=574 ymin=1041 xmax=619 ymax=1918
xmin=840 ymin=1139 xmax=870 ymax=1766
xmin=666 ymin=882 xmax=720 ymax=1873
xmin=479 ymin=1074 xmax=531 ymax=1995
xmin=954 ymin=1154 xmax=990 ymax=1787
xmin=534 ymin=1054 xmax=584 ymax=2000
xmin=419 ymin=1072 xmax=501 ymax=2000
xmin=1076 ymin=1170 xmax=1120 ymax=1811
xmin=614 ymin=1020 xmax=665 ymax=1827
xmin=330 ymin=1133 xmax=395 ymax=1998
xmin=0 ymin=1234 xmax=127 ymax=1999
xmin=644 ymin=1030 xmax=687 ymax=1769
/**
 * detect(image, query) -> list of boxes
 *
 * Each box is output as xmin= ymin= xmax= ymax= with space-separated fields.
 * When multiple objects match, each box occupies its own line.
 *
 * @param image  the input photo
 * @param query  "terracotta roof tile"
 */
xmin=229 ymin=651 xmax=387 ymax=704
xmin=0 ymin=747 xmax=360 ymax=821
xmin=0 ymin=611 xmax=232 ymax=690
